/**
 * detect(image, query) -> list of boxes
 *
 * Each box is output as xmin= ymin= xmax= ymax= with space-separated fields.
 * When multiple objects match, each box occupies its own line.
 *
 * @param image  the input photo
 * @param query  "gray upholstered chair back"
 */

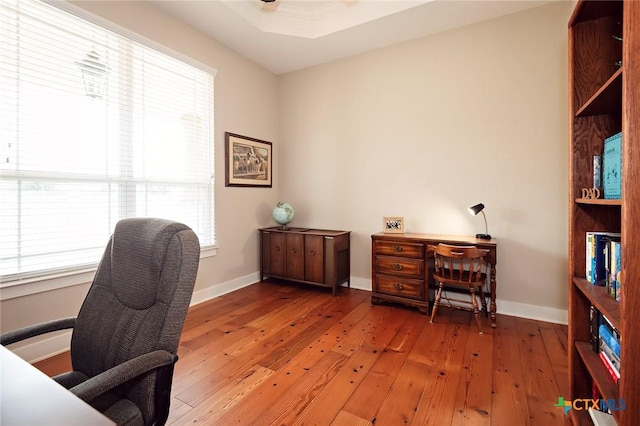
xmin=70 ymin=218 xmax=200 ymax=423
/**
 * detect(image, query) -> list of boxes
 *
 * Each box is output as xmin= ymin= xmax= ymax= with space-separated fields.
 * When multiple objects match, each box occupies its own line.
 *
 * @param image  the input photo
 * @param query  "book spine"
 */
xmin=599 ymin=351 xmax=620 ymax=383
xmin=587 ymin=232 xmax=595 ymax=283
xmin=599 ymin=337 xmax=621 ymax=373
xmin=594 ymin=154 xmax=602 ymax=190
xmin=599 ymin=324 xmax=621 ymax=357
xmin=594 ymin=234 xmax=608 ymax=286
xmin=591 ymin=305 xmax=601 ymax=352
xmin=612 ymin=240 xmax=622 ymax=302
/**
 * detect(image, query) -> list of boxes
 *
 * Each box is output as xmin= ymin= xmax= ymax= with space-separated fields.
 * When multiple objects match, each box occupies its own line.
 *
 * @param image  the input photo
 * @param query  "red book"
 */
xmin=599 ymin=351 xmax=620 ymax=383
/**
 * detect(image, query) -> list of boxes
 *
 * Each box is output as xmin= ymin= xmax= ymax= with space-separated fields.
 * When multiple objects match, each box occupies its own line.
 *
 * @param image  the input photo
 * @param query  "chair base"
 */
xmin=430 ymin=284 xmax=486 ymax=334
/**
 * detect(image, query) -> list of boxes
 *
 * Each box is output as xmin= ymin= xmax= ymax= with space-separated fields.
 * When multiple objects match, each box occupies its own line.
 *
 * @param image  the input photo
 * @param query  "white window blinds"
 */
xmin=0 ymin=0 xmax=215 ymax=281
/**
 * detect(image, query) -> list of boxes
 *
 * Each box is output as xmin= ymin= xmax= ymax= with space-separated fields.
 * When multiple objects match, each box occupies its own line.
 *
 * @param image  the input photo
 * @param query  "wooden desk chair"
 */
xmin=429 ymin=243 xmax=489 ymax=334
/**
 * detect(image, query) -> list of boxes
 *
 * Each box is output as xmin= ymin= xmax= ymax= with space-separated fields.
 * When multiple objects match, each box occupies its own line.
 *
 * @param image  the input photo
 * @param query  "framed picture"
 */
xmin=383 ymin=217 xmax=405 ymax=234
xmin=225 ymin=132 xmax=272 ymax=187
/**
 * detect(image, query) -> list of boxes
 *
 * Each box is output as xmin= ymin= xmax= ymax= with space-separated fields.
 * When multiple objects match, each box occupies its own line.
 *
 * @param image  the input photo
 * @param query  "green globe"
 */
xmin=273 ymin=202 xmax=295 ymax=228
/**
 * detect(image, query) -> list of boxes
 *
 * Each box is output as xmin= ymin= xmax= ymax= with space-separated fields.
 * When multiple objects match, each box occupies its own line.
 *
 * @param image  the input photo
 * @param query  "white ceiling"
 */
xmin=153 ymin=0 xmax=554 ymax=75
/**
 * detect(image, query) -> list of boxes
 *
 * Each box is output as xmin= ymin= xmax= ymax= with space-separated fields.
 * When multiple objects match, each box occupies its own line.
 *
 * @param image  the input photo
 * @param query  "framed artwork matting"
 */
xmin=225 ymin=132 xmax=272 ymax=187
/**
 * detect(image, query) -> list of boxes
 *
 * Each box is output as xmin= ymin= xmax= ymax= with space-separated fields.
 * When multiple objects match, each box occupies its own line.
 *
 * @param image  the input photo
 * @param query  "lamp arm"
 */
xmin=481 ymin=210 xmax=489 ymax=236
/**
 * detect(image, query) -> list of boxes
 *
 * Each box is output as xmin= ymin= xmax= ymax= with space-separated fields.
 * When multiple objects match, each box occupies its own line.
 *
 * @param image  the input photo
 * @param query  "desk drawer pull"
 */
xmin=394 ymin=246 xmax=403 ymax=252
xmin=394 ymin=282 xmax=404 ymax=290
xmin=392 ymin=263 xmax=404 ymax=271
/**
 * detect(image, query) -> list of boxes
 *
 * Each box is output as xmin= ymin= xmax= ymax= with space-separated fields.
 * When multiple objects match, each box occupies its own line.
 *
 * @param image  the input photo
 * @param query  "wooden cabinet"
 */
xmin=567 ymin=2 xmax=640 ymax=425
xmin=259 ymin=227 xmax=350 ymax=295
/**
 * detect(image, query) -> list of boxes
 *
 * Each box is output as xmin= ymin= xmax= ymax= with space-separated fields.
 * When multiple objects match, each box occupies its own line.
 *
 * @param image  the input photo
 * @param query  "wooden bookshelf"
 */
xmin=568 ymin=1 xmax=640 ymax=425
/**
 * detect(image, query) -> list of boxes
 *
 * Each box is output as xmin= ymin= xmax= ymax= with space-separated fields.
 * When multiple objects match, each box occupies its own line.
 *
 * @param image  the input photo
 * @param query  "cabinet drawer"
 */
xmin=375 ymin=275 xmax=424 ymax=300
xmin=375 ymin=241 xmax=423 ymax=258
xmin=375 ymin=256 xmax=424 ymax=279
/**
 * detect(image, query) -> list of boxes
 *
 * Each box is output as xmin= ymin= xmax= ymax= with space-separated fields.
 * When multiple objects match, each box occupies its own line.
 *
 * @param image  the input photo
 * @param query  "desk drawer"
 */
xmin=375 ymin=241 xmax=423 ymax=259
xmin=375 ymin=275 xmax=424 ymax=300
xmin=375 ymin=256 xmax=424 ymax=278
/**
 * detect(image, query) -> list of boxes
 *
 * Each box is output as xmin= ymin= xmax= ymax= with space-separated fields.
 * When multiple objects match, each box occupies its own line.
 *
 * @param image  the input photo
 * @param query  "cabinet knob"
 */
xmin=392 ymin=263 xmax=403 ymax=271
xmin=394 ymin=282 xmax=404 ymax=290
xmin=310 ymin=249 xmax=316 ymax=256
xmin=291 ymin=248 xmax=297 ymax=254
xmin=394 ymin=246 xmax=403 ymax=252
xmin=275 ymin=246 xmax=280 ymax=251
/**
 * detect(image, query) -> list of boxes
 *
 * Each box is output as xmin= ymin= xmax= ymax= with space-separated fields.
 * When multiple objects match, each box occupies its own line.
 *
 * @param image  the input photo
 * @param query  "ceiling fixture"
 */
xmin=75 ymin=49 xmax=110 ymax=99
xmin=261 ymin=0 xmax=276 ymax=3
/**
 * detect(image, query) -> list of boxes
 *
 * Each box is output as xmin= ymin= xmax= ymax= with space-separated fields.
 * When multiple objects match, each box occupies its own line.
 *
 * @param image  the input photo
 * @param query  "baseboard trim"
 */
xmin=349 ymin=277 xmax=567 ymax=325
xmin=12 ymin=332 xmax=73 ymax=364
xmin=189 ymin=272 xmax=260 ymax=306
xmin=11 ymin=274 xmax=567 ymax=363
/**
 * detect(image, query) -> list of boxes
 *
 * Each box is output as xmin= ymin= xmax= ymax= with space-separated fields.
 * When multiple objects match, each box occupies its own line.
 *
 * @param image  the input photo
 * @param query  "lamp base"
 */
xmin=475 ymin=233 xmax=492 ymax=240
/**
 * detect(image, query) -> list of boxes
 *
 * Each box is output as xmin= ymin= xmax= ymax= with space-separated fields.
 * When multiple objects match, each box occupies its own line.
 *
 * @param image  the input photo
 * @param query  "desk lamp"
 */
xmin=468 ymin=203 xmax=492 ymax=240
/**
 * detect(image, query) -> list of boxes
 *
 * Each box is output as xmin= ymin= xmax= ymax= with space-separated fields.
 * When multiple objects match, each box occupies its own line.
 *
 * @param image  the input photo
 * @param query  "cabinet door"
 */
xmin=286 ymin=233 xmax=304 ymax=280
xmin=305 ymin=235 xmax=324 ymax=283
xmin=269 ymin=232 xmax=287 ymax=277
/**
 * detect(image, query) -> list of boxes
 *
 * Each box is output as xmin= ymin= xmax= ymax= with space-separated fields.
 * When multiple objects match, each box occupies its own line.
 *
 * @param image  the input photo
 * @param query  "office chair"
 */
xmin=428 ymin=243 xmax=489 ymax=334
xmin=1 ymin=218 xmax=200 ymax=425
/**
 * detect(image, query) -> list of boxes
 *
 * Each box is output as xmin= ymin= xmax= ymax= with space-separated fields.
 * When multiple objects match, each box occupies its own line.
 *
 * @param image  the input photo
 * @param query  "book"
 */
xmin=599 ymin=351 xmax=620 ymax=383
xmin=599 ymin=335 xmax=620 ymax=373
xmin=599 ymin=324 xmax=621 ymax=358
xmin=594 ymin=154 xmax=602 ymax=190
xmin=586 ymin=232 xmax=621 ymax=285
xmin=603 ymin=132 xmax=622 ymax=199
xmin=609 ymin=239 xmax=622 ymax=301
xmin=601 ymin=314 xmax=620 ymax=340
xmin=588 ymin=407 xmax=617 ymax=426
xmin=590 ymin=305 xmax=602 ymax=352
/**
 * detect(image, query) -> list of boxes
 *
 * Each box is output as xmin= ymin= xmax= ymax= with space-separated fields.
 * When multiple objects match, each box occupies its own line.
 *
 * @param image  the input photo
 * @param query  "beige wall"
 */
xmin=278 ymin=1 xmax=573 ymax=320
xmin=1 ymin=1 xmax=574 ymax=361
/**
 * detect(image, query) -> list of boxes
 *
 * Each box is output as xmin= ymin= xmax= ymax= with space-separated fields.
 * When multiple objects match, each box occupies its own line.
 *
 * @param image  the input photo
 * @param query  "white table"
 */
xmin=1 ymin=346 xmax=114 ymax=425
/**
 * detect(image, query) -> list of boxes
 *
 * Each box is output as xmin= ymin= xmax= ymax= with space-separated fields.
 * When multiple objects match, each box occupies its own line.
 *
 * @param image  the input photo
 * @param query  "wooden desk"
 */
xmin=1 ymin=346 xmax=114 ymax=425
xmin=371 ymin=233 xmax=498 ymax=327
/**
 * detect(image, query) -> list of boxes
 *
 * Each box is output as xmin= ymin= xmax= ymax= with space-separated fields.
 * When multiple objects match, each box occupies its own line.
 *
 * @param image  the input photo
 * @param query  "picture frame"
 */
xmin=225 ymin=132 xmax=272 ymax=187
xmin=383 ymin=216 xmax=405 ymax=234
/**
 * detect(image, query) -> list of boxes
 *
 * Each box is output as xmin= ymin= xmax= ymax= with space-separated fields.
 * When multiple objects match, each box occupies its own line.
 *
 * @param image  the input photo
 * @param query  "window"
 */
xmin=0 ymin=0 xmax=216 ymax=282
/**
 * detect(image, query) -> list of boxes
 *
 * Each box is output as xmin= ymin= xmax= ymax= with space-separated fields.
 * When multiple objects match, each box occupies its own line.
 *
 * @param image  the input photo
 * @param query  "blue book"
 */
xmin=586 ymin=232 xmax=620 ymax=285
xmin=599 ymin=323 xmax=620 ymax=358
xmin=603 ymin=132 xmax=622 ymax=199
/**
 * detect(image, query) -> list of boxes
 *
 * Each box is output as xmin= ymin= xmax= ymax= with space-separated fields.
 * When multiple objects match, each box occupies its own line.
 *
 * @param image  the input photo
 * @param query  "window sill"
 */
xmin=0 ymin=245 xmax=217 ymax=301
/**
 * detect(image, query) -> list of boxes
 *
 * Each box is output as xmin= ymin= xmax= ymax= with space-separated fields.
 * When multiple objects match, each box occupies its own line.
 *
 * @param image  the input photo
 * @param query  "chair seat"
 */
xmin=103 ymin=398 xmax=144 ymax=426
xmin=433 ymin=270 xmax=487 ymax=287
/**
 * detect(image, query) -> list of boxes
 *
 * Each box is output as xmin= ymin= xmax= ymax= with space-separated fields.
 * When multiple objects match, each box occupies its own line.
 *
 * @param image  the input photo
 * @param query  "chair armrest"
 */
xmin=70 ymin=350 xmax=177 ymax=403
xmin=0 ymin=317 xmax=76 ymax=346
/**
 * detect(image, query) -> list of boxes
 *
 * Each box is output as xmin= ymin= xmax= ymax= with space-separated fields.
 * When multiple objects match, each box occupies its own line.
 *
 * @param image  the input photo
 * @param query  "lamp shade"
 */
xmin=468 ymin=203 xmax=485 ymax=216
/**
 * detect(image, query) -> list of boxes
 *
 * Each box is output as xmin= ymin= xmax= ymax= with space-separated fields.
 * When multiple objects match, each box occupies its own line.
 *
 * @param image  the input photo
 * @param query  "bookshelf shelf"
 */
xmin=568 ymin=1 xmax=640 ymax=425
xmin=573 ymin=278 xmax=621 ymax=329
xmin=575 ymin=198 xmax=622 ymax=206
xmin=576 ymin=341 xmax=620 ymax=403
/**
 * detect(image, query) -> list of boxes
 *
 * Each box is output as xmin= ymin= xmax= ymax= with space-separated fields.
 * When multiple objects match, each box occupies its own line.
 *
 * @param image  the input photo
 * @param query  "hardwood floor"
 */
xmin=34 ymin=280 xmax=569 ymax=425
